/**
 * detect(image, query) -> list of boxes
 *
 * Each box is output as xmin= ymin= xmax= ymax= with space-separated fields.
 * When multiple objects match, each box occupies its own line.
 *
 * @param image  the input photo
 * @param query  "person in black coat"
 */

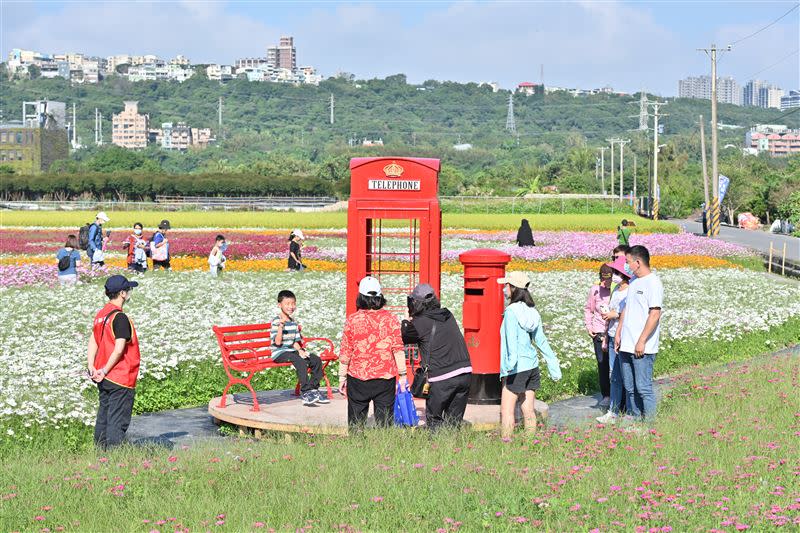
xmin=516 ymin=219 xmax=535 ymax=247
xmin=401 ymin=283 xmax=473 ymax=431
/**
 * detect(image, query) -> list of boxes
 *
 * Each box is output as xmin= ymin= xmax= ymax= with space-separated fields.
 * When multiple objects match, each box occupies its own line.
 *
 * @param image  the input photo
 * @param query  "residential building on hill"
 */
xmin=267 ymin=36 xmax=297 ymax=71
xmin=112 ymin=101 xmax=149 ymax=149
xmin=781 ymin=90 xmax=800 ymax=111
xmin=745 ymin=124 xmax=800 ymax=156
xmin=678 ymin=75 xmax=741 ymax=105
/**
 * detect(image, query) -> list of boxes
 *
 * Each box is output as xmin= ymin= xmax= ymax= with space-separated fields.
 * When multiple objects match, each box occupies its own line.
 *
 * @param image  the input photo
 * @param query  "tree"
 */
xmin=27 ymin=64 xmax=41 ymax=80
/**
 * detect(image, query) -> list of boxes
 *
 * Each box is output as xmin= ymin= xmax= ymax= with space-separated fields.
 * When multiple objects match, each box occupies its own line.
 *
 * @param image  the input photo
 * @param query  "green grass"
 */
xmin=1 ymin=351 xmax=797 ymax=532
xmin=0 ymin=210 xmax=679 ymax=232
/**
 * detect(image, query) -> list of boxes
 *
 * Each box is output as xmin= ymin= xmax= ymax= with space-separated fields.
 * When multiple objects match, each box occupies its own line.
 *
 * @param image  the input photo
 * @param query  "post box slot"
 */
xmin=465 ymin=288 xmax=484 ymax=296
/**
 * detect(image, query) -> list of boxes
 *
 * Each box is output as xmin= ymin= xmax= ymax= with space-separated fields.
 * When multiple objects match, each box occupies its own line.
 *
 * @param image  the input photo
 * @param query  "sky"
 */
xmin=1 ymin=1 xmax=798 ymax=95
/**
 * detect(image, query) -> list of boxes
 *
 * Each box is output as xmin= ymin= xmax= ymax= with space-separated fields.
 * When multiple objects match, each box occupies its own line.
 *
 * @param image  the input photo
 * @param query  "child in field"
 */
xmin=208 ymin=234 xmax=227 ymax=277
xmin=498 ymin=271 xmax=561 ymax=438
xmin=585 ymin=264 xmax=613 ymax=408
xmin=271 ymin=290 xmax=327 ymax=406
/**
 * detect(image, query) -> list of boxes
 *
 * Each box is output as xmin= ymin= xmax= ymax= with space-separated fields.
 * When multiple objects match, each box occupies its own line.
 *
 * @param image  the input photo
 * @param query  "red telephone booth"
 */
xmin=346 ymin=157 xmax=442 ymax=318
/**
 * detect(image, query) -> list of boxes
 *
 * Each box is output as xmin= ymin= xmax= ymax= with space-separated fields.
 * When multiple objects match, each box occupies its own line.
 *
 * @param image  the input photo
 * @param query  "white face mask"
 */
xmin=134 ymin=229 xmax=142 ymax=235
xmin=612 ymin=274 xmax=622 ymax=284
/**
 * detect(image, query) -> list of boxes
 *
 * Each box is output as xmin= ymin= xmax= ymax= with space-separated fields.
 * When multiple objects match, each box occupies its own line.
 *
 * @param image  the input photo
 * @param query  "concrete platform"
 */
xmin=208 ymin=388 xmax=549 ymax=435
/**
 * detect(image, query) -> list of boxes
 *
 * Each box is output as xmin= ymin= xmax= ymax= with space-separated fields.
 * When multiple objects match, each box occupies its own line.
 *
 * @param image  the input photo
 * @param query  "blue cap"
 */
xmin=104 ymin=275 xmax=139 ymax=293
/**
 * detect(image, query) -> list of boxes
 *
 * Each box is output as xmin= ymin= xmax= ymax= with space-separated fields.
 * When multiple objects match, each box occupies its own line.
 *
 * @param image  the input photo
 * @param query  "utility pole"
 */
xmin=71 ymin=102 xmax=77 ymax=147
xmin=218 ymin=96 xmax=223 ymax=138
xmin=699 ymin=114 xmax=711 ymax=234
xmin=94 ymin=108 xmax=100 ymax=146
xmin=698 ymin=43 xmax=728 ymax=236
xmin=330 ymin=93 xmax=335 ymax=125
xmin=598 ymin=147 xmax=607 ymax=194
xmin=618 ymin=139 xmax=631 ymax=201
xmin=606 ymin=139 xmax=620 ymax=197
xmin=505 ymin=93 xmax=516 ymax=133
xmin=648 ymin=101 xmax=668 ymax=220
xmin=633 ymin=152 xmax=638 ymax=204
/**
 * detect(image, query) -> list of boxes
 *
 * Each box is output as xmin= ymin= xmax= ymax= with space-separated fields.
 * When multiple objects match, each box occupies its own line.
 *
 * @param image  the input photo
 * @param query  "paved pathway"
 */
xmin=679 ymin=219 xmax=799 ymax=263
xmin=127 ymin=345 xmax=799 ymax=447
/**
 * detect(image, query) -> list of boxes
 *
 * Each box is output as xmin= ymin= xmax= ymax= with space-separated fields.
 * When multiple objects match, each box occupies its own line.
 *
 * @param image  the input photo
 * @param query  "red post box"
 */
xmin=346 ymin=157 xmax=442 ymax=317
xmin=459 ymin=248 xmax=511 ymax=405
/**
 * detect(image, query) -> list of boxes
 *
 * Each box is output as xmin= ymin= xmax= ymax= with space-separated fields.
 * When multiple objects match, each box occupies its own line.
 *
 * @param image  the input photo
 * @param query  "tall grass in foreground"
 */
xmin=2 ymin=353 xmax=797 ymax=532
xmin=0 ymin=211 xmax=678 ymax=233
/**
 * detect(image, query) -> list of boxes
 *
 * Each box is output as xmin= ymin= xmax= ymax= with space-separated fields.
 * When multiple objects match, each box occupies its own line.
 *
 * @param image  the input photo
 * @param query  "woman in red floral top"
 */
xmin=339 ymin=276 xmax=407 ymax=428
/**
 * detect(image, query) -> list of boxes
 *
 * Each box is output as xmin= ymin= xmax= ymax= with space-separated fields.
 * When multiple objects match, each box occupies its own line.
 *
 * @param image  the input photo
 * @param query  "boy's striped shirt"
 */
xmin=270 ymin=316 xmax=303 ymax=359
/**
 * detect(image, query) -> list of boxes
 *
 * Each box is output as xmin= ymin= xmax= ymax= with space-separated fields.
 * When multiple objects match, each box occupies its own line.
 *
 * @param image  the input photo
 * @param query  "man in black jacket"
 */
xmin=402 ymin=283 xmax=473 ymax=431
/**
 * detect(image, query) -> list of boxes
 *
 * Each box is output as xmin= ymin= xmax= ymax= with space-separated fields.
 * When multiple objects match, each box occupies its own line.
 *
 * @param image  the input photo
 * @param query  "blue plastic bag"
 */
xmin=394 ymin=383 xmax=420 ymax=427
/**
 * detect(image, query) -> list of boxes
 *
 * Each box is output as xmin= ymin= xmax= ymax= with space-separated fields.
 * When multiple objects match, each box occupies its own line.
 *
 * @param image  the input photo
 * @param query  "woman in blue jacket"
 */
xmin=498 ymin=271 xmax=561 ymax=438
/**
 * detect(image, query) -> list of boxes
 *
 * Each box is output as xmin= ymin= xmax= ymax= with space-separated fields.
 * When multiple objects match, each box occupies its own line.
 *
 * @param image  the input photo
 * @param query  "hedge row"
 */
xmin=0 ymin=172 xmax=334 ymax=200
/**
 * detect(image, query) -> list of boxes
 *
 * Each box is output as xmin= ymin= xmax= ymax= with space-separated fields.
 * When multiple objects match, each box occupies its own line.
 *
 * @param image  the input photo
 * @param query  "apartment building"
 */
xmin=267 ymin=36 xmax=296 ymax=71
xmin=112 ymin=101 xmax=149 ymax=149
xmin=781 ymin=90 xmax=800 ymax=111
xmin=745 ymin=125 xmax=800 ymax=156
xmin=678 ymin=75 xmax=741 ymax=105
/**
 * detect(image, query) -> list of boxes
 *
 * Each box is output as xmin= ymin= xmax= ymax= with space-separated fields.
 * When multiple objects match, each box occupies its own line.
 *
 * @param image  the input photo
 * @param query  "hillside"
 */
xmin=1 ymin=75 xmax=798 ymax=219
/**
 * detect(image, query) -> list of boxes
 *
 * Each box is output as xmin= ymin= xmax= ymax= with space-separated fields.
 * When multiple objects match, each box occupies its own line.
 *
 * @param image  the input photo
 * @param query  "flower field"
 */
xmin=1 ymin=352 xmax=799 ymax=532
xmin=0 ymin=210 xmax=680 ymax=232
xmin=1 ymin=267 xmax=798 ymax=435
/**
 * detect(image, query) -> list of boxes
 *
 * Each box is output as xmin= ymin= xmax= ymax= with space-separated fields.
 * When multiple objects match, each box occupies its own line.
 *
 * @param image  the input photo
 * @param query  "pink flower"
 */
xmin=371 ymin=497 xmax=383 ymax=503
xmin=167 ymin=456 xmax=178 ymax=463
xmin=570 ymin=504 xmax=581 ymax=512
xmin=34 ymin=516 xmax=45 ymax=521
xmin=253 ymin=522 xmax=265 ymax=528
xmin=610 ymin=485 xmax=622 ymax=491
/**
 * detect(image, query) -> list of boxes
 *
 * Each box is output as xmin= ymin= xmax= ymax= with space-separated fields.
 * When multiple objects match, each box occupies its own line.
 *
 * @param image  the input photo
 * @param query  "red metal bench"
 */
xmin=213 ymin=323 xmax=337 ymax=412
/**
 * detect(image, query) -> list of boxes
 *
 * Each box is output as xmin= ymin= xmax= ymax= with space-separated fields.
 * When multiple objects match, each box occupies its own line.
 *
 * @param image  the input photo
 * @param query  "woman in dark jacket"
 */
xmin=515 ymin=219 xmax=535 ymax=247
xmin=401 ymin=283 xmax=472 ymax=431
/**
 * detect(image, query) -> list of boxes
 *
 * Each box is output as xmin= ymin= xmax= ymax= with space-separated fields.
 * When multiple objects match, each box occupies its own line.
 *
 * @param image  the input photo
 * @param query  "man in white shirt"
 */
xmin=614 ymin=245 xmax=663 ymax=422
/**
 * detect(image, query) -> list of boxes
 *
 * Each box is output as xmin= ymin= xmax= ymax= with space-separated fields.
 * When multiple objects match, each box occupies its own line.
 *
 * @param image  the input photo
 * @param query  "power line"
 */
xmin=742 ymin=48 xmax=799 ymax=80
xmin=729 ymin=3 xmax=799 ymax=46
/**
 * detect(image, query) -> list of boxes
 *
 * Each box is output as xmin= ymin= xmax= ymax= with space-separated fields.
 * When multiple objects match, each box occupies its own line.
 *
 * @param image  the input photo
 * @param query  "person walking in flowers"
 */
xmin=208 ymin=234 xmax=227 ymax=277
xmin=614 ymin=245 xmax=663 ymax=424
xmin=498 ymin=271 xmax=561 ymax=438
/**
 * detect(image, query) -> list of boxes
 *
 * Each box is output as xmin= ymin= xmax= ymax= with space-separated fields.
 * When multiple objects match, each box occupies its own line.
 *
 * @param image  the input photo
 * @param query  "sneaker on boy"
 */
xmin=314 ymin=390 xmax=330 ymax=404
xmin=302 ymin=391 xmax=318 ymax=406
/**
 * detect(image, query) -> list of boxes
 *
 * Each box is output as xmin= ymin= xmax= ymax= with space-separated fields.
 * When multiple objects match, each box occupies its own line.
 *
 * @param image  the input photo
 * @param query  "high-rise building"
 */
xmin=267 ymin=36 xmax=296 ymax=72
xmin=112 ymin=101 xmax=149 ymax=149
xmin=678 ymin=75 xmax=741 ymax=105
xmin=781 ymin=90 xmax=800 ymax=111
xmin=759 ymin=85 xmax=784 ymax=109
xmin=743 ymin=80 xmax=764 ymax=107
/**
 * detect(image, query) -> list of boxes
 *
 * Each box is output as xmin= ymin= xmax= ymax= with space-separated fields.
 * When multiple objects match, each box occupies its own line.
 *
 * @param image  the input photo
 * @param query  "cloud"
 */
xmin=1 ymin=1 xmax=280 ymax=63
xmin=2 ymin=1 xmax=796 ymax=95
xmin=293 ymin=1 xmax=688 ymax=93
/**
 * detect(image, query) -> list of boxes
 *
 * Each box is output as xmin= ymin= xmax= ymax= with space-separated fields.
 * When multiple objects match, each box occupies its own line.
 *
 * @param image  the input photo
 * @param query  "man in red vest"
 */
xmin=87 ymin=275 xmax=140 ymax=448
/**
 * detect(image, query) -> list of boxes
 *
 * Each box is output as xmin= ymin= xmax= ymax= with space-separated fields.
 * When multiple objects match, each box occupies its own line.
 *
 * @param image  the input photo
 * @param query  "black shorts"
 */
xmin=503 ymin=368 xmax=541 ymax=394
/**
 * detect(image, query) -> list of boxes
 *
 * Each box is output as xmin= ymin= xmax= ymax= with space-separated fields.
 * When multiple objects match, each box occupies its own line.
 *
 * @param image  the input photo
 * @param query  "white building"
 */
xmin=206 ymin=64 xmax=233 ymax=81
xmin=781 ymin=90 xmax=800 ymax=111
xmin=759 ymin=85 xmax=784 ymax=109
xmin=678 ymin=75 xmax=741 ymax=105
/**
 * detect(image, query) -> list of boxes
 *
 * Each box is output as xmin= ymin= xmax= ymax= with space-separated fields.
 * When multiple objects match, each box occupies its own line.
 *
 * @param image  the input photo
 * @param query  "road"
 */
xmin=679 ymin=219 xmax=800 ymax=263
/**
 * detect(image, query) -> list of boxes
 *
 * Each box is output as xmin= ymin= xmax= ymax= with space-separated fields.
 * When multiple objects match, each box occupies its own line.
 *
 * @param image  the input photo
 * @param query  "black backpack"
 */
xmin=78 ymin=223 xmax=94 ymax=251
xmin=58 ymin=251 xmax=72 ymax=272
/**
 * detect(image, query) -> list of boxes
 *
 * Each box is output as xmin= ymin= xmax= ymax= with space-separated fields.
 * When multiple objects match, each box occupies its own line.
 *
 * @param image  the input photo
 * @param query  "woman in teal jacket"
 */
xmin=498 ymin=271 xmax=561 ymax=438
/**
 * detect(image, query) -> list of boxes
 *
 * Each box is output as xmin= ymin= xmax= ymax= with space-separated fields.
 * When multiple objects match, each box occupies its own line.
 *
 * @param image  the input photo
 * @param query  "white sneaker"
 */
xmin=596 ymin=411 xmax=618 ymax=424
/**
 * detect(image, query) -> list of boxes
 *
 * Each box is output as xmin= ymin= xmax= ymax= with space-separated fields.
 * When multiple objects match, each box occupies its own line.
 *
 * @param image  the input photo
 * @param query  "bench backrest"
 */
xmin=213 ymin=323 xmax=274 ymax=367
